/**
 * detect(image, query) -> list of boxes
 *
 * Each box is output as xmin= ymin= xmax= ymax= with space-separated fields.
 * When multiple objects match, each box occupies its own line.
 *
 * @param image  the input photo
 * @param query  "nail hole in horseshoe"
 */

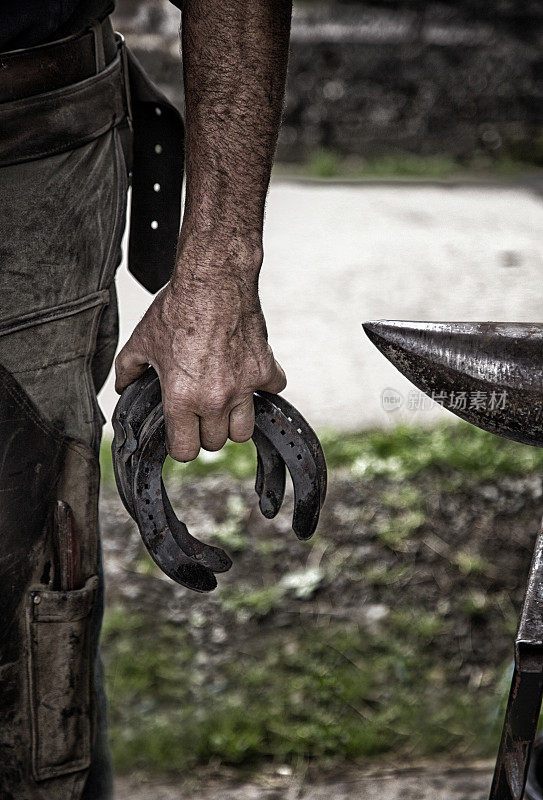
xmin=297 ymin=454 xmax=302 ymax=460
xmin=280 ymin=430 xmax=285 ymax=435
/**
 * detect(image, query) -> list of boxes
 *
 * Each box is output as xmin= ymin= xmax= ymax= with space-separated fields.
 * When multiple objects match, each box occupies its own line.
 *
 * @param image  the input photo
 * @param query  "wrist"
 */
xmin=172 ymin=228 xmax=263 ymax=288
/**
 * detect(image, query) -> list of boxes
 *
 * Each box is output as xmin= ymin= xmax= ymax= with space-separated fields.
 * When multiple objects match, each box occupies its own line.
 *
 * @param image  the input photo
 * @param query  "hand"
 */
xmin=114 ymin=266 xmax=286 ymax=462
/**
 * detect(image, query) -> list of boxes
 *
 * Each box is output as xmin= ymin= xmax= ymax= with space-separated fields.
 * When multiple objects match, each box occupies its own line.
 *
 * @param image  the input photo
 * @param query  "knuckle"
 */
xmin=257 ymin=356 xmax=277 ymax=383
xmin=202 ymin=387 xmax=233 ymax=414
xmin=166 ymin=385 xmax=193 ymax=411
xmin=114 ymin=351 xmax=127 ymax=373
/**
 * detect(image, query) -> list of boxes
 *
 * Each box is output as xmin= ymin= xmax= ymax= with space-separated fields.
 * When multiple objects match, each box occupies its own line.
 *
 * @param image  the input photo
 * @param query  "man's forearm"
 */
xmin=176 ymin=0 xmax=292 ymax=270
xmin=115 ymin=0 xmax=290 ymax=461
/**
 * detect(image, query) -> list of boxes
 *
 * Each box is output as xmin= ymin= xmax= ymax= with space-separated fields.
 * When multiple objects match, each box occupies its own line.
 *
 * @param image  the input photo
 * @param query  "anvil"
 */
xmin=363 ymin=320 xmax=543 ymax=800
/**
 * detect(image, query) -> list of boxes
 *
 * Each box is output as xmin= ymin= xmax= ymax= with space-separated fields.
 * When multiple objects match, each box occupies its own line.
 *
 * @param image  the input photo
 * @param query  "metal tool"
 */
xmin=112 ymin=367 xmax=327 ymax=593
xmin=363 ymin=319 xmax=543 ymax=800
xmin=51 ymin=500 xmax=83 ymax=591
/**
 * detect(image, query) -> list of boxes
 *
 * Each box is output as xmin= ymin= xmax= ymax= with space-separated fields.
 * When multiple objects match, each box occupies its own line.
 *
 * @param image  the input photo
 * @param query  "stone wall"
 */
xmin=113 ymin=1 xmax=543 ymax=162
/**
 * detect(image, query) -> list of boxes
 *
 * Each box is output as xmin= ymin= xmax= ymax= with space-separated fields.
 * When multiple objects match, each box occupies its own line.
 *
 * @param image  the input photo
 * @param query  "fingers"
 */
xmin=163 ymin=398 xmax=201 ymax=463
xmin=115 ymin=338 xmax=149 ymax=393
xmin=167 ymin=395 xmax=255 ymax=458
xmin=258 ymin=359 xmax=287 ymax=394
xmin=162 ymin=359 xmax=286 ymax=461
xmin=229 ymin=395 xmax=255 ymax=443
xmin=200 ymin=411 xmax=229 ymax=452
xmin=119 ymin=345 xmax=286 ymax=461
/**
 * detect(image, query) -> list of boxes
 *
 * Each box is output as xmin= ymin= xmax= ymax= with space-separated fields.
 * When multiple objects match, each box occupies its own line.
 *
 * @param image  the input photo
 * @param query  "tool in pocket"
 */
xmin=51 ymin=501 xmax=83 ymax=592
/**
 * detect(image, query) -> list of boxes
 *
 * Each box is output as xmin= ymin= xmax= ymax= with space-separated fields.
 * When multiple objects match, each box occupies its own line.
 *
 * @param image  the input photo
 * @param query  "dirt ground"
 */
xmin=100 ymin=455 xmax=543 ymax=797
xmin=101 ymin=468 xmax=543 ymax=692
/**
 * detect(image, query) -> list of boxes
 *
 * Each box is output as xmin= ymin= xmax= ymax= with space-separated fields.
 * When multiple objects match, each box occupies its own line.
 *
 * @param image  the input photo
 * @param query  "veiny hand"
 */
xmin=114 ymin=268 xmax=286 ymax=462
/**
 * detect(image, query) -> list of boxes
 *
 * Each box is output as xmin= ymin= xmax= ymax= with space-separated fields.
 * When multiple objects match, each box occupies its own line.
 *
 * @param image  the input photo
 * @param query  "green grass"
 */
xmin=102 ymin=605 xmax=504 ymax=774
xmin=453 ymin=551 xmax=492 ymax=577
xmin=218 ymin=585 xmax=285 ymax=620
xmin=375 ymin=509 xmax=426 ymax=551
xmin=319 ymin=423 xmax=543 ymax=481
xmin=375 ymin=486 xmax=426 ymax=551
xmin=308 ymin=151 xmax=460 ymax=180
xmin=209 ymin=495 xmax=249 ymax=553
xmin=100 ymin=438 xmax=257 ymax=485
xmin=273 ymin=148 xmax=541 ymax=181
xmin=101 ymin=421 xmax=543 ymax=488
xmin=100 ymin=420 xmax=541 ymax=775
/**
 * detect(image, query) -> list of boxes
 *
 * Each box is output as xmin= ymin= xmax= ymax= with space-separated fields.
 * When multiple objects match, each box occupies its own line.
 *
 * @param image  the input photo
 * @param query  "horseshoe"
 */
xmin=252 ymin=426 xmax=286 ymax=518
xmin=112 ymin=368 xmax=327 ymax=590
xmin=131 ymin=403 xmax=233 ymax=575
xmin=253 ymin=392 xmax=323 ymax=540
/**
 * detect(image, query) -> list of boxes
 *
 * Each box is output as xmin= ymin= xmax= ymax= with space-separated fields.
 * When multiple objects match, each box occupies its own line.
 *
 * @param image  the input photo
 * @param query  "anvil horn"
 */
xmin=363 ymin=320 xmax=543 ymax=448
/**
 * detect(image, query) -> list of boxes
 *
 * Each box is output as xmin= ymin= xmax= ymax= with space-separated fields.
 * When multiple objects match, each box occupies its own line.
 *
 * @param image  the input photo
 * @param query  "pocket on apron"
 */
xmin=25 ymin=575 xmax=99 ymax=781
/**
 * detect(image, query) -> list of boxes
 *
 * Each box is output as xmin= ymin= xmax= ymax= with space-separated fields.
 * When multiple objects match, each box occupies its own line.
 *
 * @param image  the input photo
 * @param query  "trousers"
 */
xmin=0 ymin=122 xmax=129 ymax=798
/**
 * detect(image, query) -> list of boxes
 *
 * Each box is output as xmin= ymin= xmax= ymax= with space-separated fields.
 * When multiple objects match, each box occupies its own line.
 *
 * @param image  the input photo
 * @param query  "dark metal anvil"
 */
xmin=363 ymin=320 xmax=543 ymax=800
xmin=111 ymin=367 xmax=327 ymax=593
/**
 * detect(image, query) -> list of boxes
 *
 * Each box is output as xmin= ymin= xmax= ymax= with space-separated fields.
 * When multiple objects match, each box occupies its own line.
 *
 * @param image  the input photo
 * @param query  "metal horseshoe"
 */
xmin=112 ymin=368 xmax=327 ymax=591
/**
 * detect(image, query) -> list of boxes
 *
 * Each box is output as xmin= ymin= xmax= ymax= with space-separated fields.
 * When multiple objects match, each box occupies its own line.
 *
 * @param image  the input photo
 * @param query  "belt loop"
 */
xmin=118 ymin=35 xmax=133 ymax=126
xmin=90 ymin=20 xmax=106 ymax=72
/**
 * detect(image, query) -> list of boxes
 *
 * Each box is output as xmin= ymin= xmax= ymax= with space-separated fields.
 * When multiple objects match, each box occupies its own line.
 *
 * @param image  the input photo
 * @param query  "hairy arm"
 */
xmin=115 ymin=0 xmax=292 ymax=460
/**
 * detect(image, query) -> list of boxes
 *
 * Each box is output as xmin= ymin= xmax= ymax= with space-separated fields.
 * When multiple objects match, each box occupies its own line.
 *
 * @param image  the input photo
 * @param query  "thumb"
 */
xmin=114 ymin=337 xmax=150 ymax=393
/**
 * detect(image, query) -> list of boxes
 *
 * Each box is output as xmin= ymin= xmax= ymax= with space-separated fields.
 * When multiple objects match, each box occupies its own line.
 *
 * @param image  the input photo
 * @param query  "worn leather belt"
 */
xmin=0 ymin=18 xmax=184 ymax=295
xmin=0 ymin=16 xmax=117 ymax=103
xmin=112 ymin=368 xmax=328 ymax=592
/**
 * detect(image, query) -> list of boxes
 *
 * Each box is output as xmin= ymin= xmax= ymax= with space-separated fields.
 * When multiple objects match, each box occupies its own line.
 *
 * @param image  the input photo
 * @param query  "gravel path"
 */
xmin=99 ymin=178 xmax=543 ymax=433
xmin=116 ymin=762 xmax=493 ymax=799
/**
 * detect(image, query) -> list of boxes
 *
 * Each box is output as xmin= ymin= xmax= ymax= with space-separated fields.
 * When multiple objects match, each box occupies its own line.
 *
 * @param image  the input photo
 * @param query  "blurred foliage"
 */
xmin=273 ymin=148 xmax=540 ymax=181
xmin=99 ymin=419 xmax=543 ymax=775
xmin=209 ymin=495 xmax=249 ymax=553
xmin=102 ymin=604 xmax=504 ymax=774
xmin=100 ymin=437 xmax=257 ymax=486
xmin=319 ymin=422 xmax=543 ymax=480
xmin=101 ymin=419 xmax=543 ymax=489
